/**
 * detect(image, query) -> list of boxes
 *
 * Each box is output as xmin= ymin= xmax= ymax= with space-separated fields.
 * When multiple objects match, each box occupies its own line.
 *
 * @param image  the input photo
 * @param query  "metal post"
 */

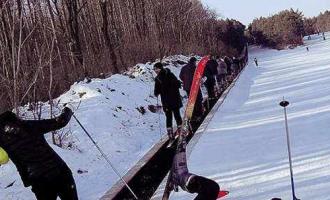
xmin=279 ymin=100 xmax=300 ymax=200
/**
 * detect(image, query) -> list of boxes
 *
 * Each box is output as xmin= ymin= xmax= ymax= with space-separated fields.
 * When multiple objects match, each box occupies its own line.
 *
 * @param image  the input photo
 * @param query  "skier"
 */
xmin=254 ymin=57 xmax=259 ymax=66
xmin=154 ymin=62 xmax=183 ymax=141
xmin=168 ymin=133 xmax=221 ymax=200
xmin=179 ymin=57 xmax=204 ymax=122
xmin=322 ymin=32 xmax=326 ymax=40
xmin=0 ymin=108 xmax=78 ymax=200
xmin=204 ymin=56 xmax=218 ymax=100
xmin=306 ymin=46 xmax=309 ymax=51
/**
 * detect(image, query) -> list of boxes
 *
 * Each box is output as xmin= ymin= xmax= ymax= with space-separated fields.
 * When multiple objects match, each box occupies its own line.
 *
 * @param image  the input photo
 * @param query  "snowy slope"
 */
xmin=0 ymin=55 xmax=190 ymax=200
xmin=170 ymin=33 xmax=330 ymax=200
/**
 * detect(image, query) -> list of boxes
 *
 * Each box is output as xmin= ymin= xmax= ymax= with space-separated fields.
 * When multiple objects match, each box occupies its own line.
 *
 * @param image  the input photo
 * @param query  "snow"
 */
xmin=1 ymin=32 xmax=330 ymax=200
xmin=0 ymin=55 xmax=189 ymax=200
xmin=169 ymin=32 xmax=330 ymax=200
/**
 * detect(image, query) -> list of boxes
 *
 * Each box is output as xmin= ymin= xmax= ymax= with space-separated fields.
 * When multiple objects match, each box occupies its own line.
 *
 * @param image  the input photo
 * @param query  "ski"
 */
xmin=162 ymin=56 xmax=210 ymax=200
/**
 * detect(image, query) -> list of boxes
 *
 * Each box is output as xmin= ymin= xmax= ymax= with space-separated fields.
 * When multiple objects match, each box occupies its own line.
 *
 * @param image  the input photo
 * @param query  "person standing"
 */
xmin=216 ymin=59 xmax=228 ymax=89
xmin=0 ymin=108 xmax=78 ymax=200
xmin=204 ymin=57 xmax=218 ymax=99
xmin=179 ymin=57 xmax=204 ymax=122
xmin=154 ymin=62 xmax=183 ymax=140
xmin=254 ymin=57 xmax=259 ymax=66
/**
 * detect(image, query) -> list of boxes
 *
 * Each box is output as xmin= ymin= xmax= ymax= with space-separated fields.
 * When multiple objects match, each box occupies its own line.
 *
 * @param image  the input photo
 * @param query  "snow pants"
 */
xmin=164 ymin=107 xmax=182 ymax=128
xmin=186 ymin=175 xmax=219 ymax=200
xmin=31 ymin=169 xmax=78 ymax=200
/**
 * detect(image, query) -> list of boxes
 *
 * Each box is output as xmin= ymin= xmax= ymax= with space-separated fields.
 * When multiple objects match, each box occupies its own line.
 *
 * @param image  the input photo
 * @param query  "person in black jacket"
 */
xmin=154 ymin=62 xmax=183 ymax=140
xmin=204 ymin=57 xmax=218 ymax=100
xmin=0 ymin=108 xmax=78 ymax=200
xmin=179 ymin=57 xmax=203 ymax=121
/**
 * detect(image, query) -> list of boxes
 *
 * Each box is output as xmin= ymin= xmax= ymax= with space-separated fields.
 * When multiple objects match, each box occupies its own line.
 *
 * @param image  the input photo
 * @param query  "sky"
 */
xmin=201 ymin=0 xmax=330 ymax=25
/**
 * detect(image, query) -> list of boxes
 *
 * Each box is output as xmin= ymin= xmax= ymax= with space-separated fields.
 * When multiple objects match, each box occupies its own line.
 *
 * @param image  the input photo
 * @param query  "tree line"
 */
xmin=0 ymin=0 xmax=246 ymax=115
xmin=247 ymin=9 xmax=330 ymax=49
xmin=303 ymin=10 xmax=330 ymax=35
xmin=247 ymin=9 xmax=304 ymax=49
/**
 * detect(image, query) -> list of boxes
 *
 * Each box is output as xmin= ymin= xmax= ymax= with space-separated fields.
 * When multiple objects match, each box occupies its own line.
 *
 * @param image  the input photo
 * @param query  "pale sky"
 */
xmin=201 ymin=0 xmax=330 ymax=25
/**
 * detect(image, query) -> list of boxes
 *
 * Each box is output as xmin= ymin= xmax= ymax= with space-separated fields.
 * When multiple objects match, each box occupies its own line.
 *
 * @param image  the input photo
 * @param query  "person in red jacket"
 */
xmin=0 ymin=108 xmax=78 ymax=200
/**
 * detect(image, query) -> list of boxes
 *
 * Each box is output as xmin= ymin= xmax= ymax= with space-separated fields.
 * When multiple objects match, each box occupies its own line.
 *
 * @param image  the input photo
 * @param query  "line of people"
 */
xmin=154 ymin=55 xmax=246 ymax=142
xmin=154 ymin=55 xmax=247 ymax=200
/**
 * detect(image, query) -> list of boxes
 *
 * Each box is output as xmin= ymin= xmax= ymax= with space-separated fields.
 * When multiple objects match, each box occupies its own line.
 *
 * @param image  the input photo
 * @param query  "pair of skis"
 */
xmin=162 ymin=56 xmax=229 ymax=199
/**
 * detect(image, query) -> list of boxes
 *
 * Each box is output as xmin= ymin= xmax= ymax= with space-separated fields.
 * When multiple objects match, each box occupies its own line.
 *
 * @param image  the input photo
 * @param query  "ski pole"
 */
xmin=279 ymin=100 xmax=300 ymax=200
xmin=72 ymin=114 xmax=139 ymax=200
xmin=157 ymin=97 xmax=162 ymax=139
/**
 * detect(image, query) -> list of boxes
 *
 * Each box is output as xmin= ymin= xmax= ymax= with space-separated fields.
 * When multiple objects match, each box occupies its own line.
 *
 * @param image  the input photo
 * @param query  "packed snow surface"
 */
xmin=170 ymin=33 xmax=330 ymax=199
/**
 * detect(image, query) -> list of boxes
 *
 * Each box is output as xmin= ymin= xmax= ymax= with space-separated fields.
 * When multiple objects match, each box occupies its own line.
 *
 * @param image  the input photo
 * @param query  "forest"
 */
xmin=0 ymin=0 xmax=246 ymax=114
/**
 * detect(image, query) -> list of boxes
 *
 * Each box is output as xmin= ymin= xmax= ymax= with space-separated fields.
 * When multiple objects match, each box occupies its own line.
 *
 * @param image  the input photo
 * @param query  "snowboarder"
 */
xmin=168 ymin=133 xmax=221 ymax=200
xmin=154 ymin=62 xmax=183 ymax=140
xmin=254 ymin=57 xmax=259 ymax=66
xmin=179 ymin=57 xmax=204 ymax=122
xmin=0 ymin=108 xmax=78 ymax=200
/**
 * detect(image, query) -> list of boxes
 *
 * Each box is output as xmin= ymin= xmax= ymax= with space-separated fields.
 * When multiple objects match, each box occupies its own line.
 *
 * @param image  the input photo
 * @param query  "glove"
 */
xmin=59 ymin=107 xmax=73 ymax=123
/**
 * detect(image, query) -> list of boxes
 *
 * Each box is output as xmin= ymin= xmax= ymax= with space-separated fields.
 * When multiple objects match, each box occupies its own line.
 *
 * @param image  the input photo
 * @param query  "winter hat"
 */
xmin=0 ymin=147 xmax=9 ymax=165
xmin=153 ymin=62 xmax=163 ymax=70
xmin=189 ymin=57 xmax=197 ymax=63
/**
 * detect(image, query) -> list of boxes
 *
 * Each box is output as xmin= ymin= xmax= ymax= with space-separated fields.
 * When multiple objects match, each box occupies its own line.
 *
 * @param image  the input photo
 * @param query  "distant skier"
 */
xmin=254 ymin=57 xmax=259 ymax=66
xmin=0 ymin=108 xmax=78 ymax=200
xmin=154 ymin=62 xmax=183 ymax=140
xmin=179 ymin=57 xmax=204 ymax=121
xmin=322 ymin=32 xmax=326 ymax=40
xmin=167 ymin=133 xmax=222 ymax=200
xmin=306 ymin=46 xmax=309 ymax=51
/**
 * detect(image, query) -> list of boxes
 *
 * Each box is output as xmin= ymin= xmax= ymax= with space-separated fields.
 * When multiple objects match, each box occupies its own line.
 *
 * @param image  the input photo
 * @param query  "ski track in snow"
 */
xmin=169 ymin=33 xmax=330 ymax=200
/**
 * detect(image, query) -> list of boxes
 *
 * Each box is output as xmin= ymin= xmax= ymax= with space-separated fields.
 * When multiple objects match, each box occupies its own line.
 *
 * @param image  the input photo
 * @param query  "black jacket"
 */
xmin=0 ymin=109 xmax=72 ymax=187
xmin=179 ymin=61 xmax=196 ymax=92
xmin=204 ymin=59 xmax=218 ymax=87
xmin=154 ymin=68 xmax=183 ymax=110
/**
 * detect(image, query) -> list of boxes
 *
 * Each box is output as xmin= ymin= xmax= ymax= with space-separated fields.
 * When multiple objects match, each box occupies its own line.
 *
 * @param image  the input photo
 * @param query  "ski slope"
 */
xmin=170 ymin=33 xmax=330 ymax=200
